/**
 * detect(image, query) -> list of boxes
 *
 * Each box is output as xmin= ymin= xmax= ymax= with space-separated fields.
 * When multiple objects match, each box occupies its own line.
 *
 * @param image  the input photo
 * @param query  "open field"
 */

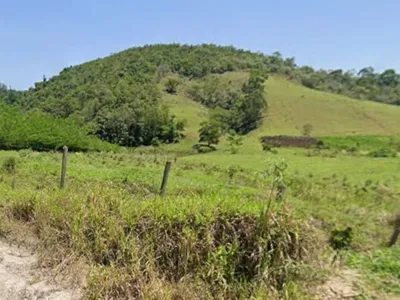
xmin=0 ymin=141 xmax=399 ymax=298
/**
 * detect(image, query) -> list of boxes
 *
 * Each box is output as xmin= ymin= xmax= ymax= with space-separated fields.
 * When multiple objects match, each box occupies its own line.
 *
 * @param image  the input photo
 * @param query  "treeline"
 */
xmin=294 ymin=66 xmax=400 ymax=105
xmin=0 ymin=103 xmax=118 ymax=152
xmin=7 ymin=44 xmax=399 ymax=110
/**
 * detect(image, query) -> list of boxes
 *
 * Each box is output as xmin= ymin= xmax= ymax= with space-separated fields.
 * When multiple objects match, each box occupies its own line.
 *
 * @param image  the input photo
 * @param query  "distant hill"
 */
xmin=0 ymin=44 xmax=399 ymax=148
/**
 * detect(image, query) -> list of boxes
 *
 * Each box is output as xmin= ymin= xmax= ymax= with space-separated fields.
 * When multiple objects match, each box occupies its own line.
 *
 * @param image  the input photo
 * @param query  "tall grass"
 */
xmin=0 ymin=180 xmax=315 ymax=299
xmin=0 ymin=149 xmax=398 ymax=298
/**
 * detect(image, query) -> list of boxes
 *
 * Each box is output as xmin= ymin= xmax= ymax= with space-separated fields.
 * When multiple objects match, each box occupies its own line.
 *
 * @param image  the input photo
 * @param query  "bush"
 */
xmin=227 ymin=130 xmax=243 ymax=154
xmin=151 ymin=137 xmax=161 ymax=147
xmin=302 ymin=123 xmax=313 ymax=137
xmin=192 ymin=143 xmax=216 ymax=153
xmin=368 ymin=148 xmax=397 ymax=158
xmin=345 ymin=144 xmax=359 ymax=153
xmin=2 ymin=157 xmax=16 ymax=174
xmin=329 ymin=227 xmax=353 ymax=251
xmin=260 ymin=140 xmax=278 ymax=154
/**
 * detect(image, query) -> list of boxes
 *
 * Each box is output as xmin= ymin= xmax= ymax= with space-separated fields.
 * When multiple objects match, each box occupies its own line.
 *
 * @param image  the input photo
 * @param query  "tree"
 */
xmin=358 ymin=67 xmax=375 ymax=78
xmin=198 ymin=120 xmax=222 ymax=147
xmin=164 ymin=76 xmax=180 ymax=94
xmin=156 ymin=64 xmax=171 ymax=82
xmin=230 ymin=73 xmax=267 ymax=134
xmin=378 ymin=69 xmax=400 ymax=87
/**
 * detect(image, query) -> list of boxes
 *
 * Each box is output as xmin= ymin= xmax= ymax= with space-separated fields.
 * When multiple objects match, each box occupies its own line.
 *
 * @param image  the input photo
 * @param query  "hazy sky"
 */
xmin=1 ymin=0 xmax=399 ymax=89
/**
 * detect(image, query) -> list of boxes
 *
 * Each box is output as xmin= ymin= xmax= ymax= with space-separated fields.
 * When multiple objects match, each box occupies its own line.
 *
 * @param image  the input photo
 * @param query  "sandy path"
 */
xmin=0 ymin=240 xmax=80 ymax=300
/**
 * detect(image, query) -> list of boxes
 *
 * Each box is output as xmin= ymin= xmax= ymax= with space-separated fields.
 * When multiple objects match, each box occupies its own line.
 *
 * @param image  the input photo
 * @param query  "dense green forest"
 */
xmin=0 ymin=44 xmax=399 ymax=149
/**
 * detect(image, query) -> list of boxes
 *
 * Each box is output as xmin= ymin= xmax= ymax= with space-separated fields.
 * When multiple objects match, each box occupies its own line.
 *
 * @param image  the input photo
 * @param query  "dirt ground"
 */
xmin=0 ymin=239 xmax=81 ymax=300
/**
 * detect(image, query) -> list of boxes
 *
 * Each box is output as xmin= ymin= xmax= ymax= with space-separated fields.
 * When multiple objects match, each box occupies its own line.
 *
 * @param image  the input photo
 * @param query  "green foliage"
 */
xmin=3 ymin=44 xmax=400 ymax=150
xmin=155 ymin=64 xmax=171 ymax=82
xmin=163 ymin=76 xmax=180 ymax=94
xmin=329 ymin=227 xmax=353 ymax=251
xmin=0 ymin=103 xmax=117 ymax=151
xmin=227 ymin=130 xmax=243 ymax=154
xmin=0 ymin=83 xmax=25 ymax=106
xmin=348 ymin=248 xmax=400 ymax=295
xmin=260 ymin=140 xmax=278 ymax=154
xmin=151 ymin=137 xmax=161 ymax=147
xmin=192 ymin=143 xmax=216 ymax=153
xmin=296 ymin=67 xmax=400 ymax=106
xmin=95 ymin=104 xmax=184 ymax=147
xmin=192 ymin=73 xmax=267 ymax=135
xmin=368 ymin=148 xmax=397 ymax=158
xmin=198 ymin=120 xmax=223 ymax=146
xmin=187 ymin=75 xmax=240 ymax=108
xmin=229 ymin=73 xmax=267 ymax=134
xmin=2 ymin=157 xmax=17 ymax=174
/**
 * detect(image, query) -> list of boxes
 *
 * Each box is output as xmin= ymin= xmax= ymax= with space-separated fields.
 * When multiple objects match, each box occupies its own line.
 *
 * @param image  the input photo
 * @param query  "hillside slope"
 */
xmin=261 ymin=76 xmax=400 ymax=136
xmin=162 ymin=72 xmax=400 ymax=142
xmin=2 ymin=44 xmax=399 ymax=148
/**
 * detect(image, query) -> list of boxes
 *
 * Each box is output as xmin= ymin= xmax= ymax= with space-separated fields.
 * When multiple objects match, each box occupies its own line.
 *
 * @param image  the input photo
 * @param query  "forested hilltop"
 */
xmin=1 ymin=44 xmax=399 ymax=148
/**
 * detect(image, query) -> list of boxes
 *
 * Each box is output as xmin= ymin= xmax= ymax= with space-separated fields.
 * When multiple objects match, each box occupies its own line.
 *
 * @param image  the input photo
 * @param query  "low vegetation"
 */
xmin=0 ymin=103 xmax=117 ymax=152
xmin=0 ymin=141 xmax=399 ymax=298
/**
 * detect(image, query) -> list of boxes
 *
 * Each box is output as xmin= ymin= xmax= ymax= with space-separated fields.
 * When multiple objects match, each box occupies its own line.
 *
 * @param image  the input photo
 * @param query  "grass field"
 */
xmin=1 ymin=74 xmax=399 ymax=299
xmin=0 ymin=141 xmax=399 ymax=298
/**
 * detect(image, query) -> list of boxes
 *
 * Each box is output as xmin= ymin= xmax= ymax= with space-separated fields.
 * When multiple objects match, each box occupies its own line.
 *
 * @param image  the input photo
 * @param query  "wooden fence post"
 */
xmin=60 ymin=146 xmax=68 ymax=189
xmin=388 ymin=214 xmax=400 ymax=247
xmin=160 ymin=161 xmax=172 ymax=197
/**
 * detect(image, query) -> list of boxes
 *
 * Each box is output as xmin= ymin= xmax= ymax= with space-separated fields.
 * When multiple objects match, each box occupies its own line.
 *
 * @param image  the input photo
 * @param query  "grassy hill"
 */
xmin=162 ymin=71 xmax=400 ymax=144
xmin=1 ymin=44 xmax=399 ymax=150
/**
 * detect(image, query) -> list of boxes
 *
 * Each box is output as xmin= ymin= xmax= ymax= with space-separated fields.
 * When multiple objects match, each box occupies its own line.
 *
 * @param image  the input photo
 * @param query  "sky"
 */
xmin=1 ymin=0 xmax=399 ymax=90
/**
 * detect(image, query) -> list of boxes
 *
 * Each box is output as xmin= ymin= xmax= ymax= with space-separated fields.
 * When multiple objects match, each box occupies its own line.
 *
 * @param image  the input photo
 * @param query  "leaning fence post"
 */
xmin=60 ymin=146 xmax=68 ymax=189
xmin=388 ymin=214 xmax=400 ymax=247
xmin=160 ymin=161 xmax=172 ymax=197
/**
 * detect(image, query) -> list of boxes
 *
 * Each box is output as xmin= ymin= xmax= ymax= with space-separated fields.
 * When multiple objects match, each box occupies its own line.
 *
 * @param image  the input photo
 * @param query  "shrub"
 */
xmin=227 ymin=130 xmax=243 ymax=154
xmin=346 ymin=144 xmax=359 ymax=153
xmin=368 ymin=148 xmax=397 ymax=158
xmin=261 ymin=140 xmax=278 ymax=154
xmin=2 ymin=157 xmax=17 ymax=174
xmin=302 ymin=123 xmax=313 ymax=137
xmin=151 ymin=137 xmax=161 ymax=147
xmin=192 ymin=144 xmax=216 ymax=153
xmin=329 ymin=227 xmax=353 ymax=251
